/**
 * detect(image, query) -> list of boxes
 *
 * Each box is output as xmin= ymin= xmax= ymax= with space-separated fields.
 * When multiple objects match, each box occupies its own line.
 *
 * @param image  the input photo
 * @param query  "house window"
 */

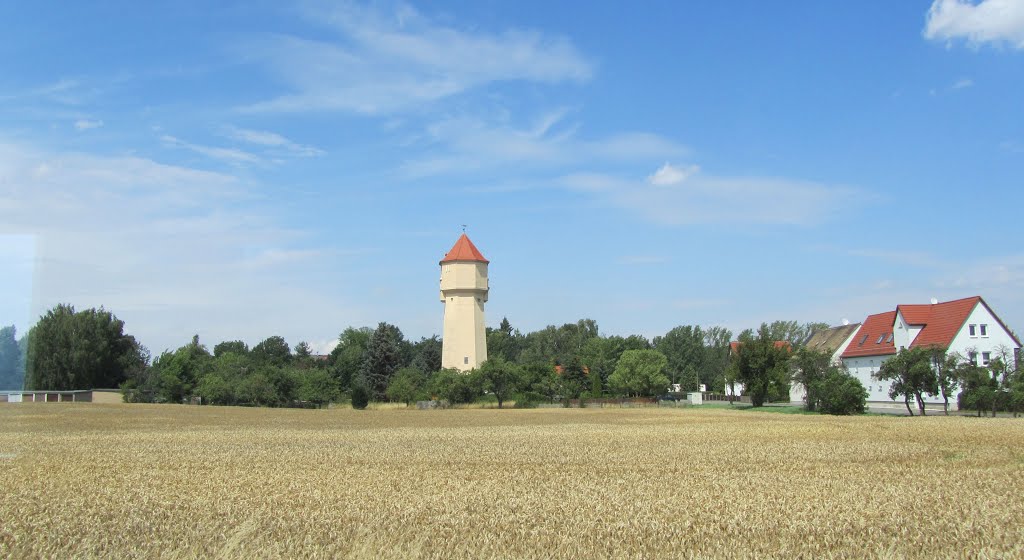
xmin=980 ymin=324 xmax=988 ymax=337
xmin=464 ymin=356 xmax=469 ymax=365
xmin=968 ymin=351 xmax=977 ymax=365
xmin=982 ymin=352 xmax=991 ymax=366
xmin=969 ymin=324 xmax=977 ymax=337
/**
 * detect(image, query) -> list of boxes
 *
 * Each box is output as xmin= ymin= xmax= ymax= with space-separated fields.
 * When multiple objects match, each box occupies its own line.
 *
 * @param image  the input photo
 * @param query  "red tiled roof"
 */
xmin=841 ymin=311 xmax=897 ymax=358
xmin=440 ymin=233 xmax=488 ymax=264
xmin=898 ymin=296 xmax=979 ymax=349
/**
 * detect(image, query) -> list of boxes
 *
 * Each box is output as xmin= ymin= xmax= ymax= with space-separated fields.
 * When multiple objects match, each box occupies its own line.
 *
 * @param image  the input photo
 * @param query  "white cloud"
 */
xmin=161 ymin=134 xmax=261 ymax=165
xmin=924 ymin=0 xmax=1024 ymax=49
xmin=562 ymin=170 xmax=858 ymax=227
xmin=648 ymin=163 xmax=700 ymax=186
xmin=951 ymin=77 xmax=974 ymax=89
xmin=0 ymin=140 xmax=363 ymax=354
xmin=222 ymin=125 xmax=325 ymax=157
xmin=74 ymin=119 xmax=104 ymax=131
xmin=238 ymin=3 xmax=592 ymax=114
xmin=399 ymin=113 xmax=687 ymax=178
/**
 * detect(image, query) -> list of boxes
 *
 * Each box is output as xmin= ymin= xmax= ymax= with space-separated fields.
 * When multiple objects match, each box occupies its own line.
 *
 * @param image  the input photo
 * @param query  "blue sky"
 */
xmin=1 ymin=0 xmax=1023 ymax=355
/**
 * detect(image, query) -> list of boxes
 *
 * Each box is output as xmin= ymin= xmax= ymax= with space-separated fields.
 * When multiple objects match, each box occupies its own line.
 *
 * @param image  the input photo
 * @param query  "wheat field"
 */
xmin=0 ymin=404 xmax=1022 ymax=559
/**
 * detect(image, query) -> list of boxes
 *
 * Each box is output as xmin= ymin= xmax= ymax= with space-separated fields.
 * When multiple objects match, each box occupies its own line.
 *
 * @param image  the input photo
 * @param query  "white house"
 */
xmin=840 ymin=296 xmax=1020 ymax=407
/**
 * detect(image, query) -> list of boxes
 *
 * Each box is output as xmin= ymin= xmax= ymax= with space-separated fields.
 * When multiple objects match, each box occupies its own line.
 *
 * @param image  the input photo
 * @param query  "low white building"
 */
xmin=840 ymin=296 xmax=1020 ymax=407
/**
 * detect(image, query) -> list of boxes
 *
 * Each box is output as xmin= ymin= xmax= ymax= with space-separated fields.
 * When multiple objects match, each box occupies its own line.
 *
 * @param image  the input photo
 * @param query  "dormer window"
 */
xmin=885 ymin=333 xmax=893 ymax=343
xmin=859 ymin=334 xmax=869 ymax=346
xmin=876 ymin=334 xmax=885 ymax=344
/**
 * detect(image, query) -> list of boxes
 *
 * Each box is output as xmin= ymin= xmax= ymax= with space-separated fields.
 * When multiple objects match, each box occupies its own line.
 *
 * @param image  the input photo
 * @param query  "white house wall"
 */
xmin=946 ymin=302 xmax=1020 ymax=365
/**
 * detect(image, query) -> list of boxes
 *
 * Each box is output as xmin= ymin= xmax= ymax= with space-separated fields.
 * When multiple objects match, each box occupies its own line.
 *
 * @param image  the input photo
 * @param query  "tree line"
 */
xmin=14 ymin=303 xmax=1020 ymax=416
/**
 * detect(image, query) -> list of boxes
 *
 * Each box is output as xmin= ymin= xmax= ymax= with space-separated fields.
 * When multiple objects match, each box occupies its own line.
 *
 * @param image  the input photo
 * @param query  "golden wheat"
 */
xmin=0 ymin=404 xmax=1022 ymax=559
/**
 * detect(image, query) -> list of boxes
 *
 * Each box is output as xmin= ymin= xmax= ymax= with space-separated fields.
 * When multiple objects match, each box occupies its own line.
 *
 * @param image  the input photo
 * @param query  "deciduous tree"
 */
xmin=608 ymin=349 xmax=669 ymax=397
xmin=874 ymin=347 xmax=937 ymax=416
xmin=26 ymin=304 xmax=148 ymax=391
xmin=480 ymin=357 xmax=523 ymax=408
xmin=251 ymin=335 xmax=292 ymax=367
xmin=386 ymin=367 xmax=426 ymax=406
xmin=732 ymin=325 xmax=791 ymax=407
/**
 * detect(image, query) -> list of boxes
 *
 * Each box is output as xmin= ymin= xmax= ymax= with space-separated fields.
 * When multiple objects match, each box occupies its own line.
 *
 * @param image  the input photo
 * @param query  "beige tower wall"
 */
xmin=440 ymin=261 xmax=488 ymax=371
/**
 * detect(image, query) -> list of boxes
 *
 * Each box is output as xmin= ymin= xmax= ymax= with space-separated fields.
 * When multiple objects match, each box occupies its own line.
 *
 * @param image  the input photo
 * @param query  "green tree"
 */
xmin=386 ymin=367 xmax=426 ymax=406
xmin=25 ymin=304 xmax=148 ymax=391
xmin=148 ymin=335 xmax=212 ymax=403
xmin=0 ymin=325 xmax=22 ymax=390
xmin=701 ymin=326 xmax=733 ymax=391
xmin=296 ymin=368 xmax=340 ymax=408
xmin=236 ymin=372 xmax=279 ymax=406
xmin=350 ymin=375 xmax=370 ymax=409
xmin=816 ymin=369 xmax=868 ymax=415
xmin=957 ymin=362 xmax=995 ymax=417
xmin=935 ymin=351 xmax=962 ymax=416
xmin=410 ymin=336 xmax=442 ymax=374
xmin=429 ymin=368 xmax=482 ymax=404
xmin=329 ymin=327 xmax=373 ymax=391
xmin=195 ymin=374 xmax=234 ymax=405
xmin=874 ymin=347 xmax=938 ymax=416
xmin=251 ymin=336 xmax=292 ymax=367
xmin=480 ymin=357 xmax=523 ymax=409
xmin=732 ymin=325 xmax=791 ymax=407
xmin=579 ymin=334 xmax=649 ymax=394
xmin=559 ymin=355 xmax=588 ymax=400
xmin=361 ymin=323 xmax=405 ymax=400
xmin=213 ymin=340 xmax=248 ymax=358
xmin=988 ymin=349 xmax=1017 ymax=417
xmin=608 ymin=349 xmax=669 ymax=397
xmin=790 ymin=348 xmax=833 ymax=412
xmin=654 ymin=325 xmax=705 ymax=387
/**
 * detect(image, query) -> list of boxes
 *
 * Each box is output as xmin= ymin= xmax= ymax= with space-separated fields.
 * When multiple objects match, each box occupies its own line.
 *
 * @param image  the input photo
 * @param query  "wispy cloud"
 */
xmin=924 ymin=0 xmax=1024 ymax=49
xmin=0 ymin=140 xmax=360 ymax=353
xmin=221 ymin=125 xmax=325 ymax=157
xmin=648 ymin=163 xmax=700 ymax=186
xmin=951 ymin=77 xmax=974 ymax=89
xmin=74 ymin=119 xmax=104 ymax=131
xmin=161 ymin=134 xmax=261 ymax=166
xmin=238 ymin=3 xmax=592 ymax=114
xmin=399 ymin=112 xmax=687 ymax=178
xmin=562 ymin=165 xmax=859 ymax=227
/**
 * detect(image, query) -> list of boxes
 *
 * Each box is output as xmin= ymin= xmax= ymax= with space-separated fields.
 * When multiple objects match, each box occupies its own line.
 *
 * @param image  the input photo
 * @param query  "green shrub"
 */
xmin=512 ymin=391 xmax=544 ymax=408
xmin=815 ymin=370 xmax=867 ymax=415
xmin=350 ymin=382 xmax=370 ymax=410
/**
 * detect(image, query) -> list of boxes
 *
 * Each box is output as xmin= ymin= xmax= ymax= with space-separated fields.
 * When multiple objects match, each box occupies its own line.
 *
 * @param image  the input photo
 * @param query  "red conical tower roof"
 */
xmin=440 ymin=233 xmax=488 ymax=264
